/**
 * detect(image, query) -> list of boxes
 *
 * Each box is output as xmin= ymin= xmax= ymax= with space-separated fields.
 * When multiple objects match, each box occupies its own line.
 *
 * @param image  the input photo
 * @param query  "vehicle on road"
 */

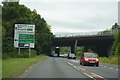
xmin=52 ymin=53 xmax=58 ymax=57
xmin=68 ymin=53 xmax=76 ymax=59
xmin=64 ymin=54 xmax=68 ymax=57
xmin=80 ymin=53 xmax=99 ymax=67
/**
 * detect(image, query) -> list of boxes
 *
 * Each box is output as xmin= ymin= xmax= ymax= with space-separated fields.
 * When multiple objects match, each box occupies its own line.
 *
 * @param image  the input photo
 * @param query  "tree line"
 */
xmin=2 ymin=2 xmax=54 ymax=59
xmin=98 ymin=23 xmax=120 ymax=56
xmin=112 ymin=23 xmax=120 ymax=56
xmin=2 ymin=2 xmax=120 ymax=59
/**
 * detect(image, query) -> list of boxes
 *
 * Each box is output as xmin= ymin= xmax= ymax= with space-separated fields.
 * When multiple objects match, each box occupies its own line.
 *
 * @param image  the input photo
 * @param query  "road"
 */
xmin=19 ymin=57 xmax=119 ymax=80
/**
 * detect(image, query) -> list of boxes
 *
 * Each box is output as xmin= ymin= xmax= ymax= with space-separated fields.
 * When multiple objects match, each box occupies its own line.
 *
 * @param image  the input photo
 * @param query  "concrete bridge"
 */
xmin=52 ymin=32 xmax=114 ymax=57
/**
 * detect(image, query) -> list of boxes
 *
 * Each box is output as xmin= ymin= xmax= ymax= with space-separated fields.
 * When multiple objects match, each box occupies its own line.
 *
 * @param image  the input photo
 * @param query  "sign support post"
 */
xmin=29 ymin=47 xmax=31 ymax=57
xmin=18 ymin=48 xmax=20 ymax=57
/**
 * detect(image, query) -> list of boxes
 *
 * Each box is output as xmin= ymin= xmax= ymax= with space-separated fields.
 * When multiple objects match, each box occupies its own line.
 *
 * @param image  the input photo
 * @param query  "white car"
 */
xmin=64 ymin=54 xmax=68 ymax=57
xmin=68 ymin=53 xmax=76 ymax=59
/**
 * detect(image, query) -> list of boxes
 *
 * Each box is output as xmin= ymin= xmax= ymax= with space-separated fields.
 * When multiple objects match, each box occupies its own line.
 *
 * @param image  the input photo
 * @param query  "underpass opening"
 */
xmin=55 ymin=47 xmax=60 ymax=57
xmin=53 ymin=34 xmax=114 ymax=57
xmin=59 ymin=47 xmax=71 ymax=58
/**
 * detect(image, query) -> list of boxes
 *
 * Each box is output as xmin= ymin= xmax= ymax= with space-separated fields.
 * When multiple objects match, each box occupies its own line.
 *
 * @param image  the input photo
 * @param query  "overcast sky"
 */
xmin=19 ymin=0 xmax=119 ymax=35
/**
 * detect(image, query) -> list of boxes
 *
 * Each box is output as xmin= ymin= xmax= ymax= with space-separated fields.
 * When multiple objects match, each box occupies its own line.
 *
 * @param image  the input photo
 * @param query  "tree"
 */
xmin=113 ymin=27 xmax=120 ymax=55
xmin=112 ymin=23 xmax=120 ymax=55
xmin=2 ymin=2 xmax=53 ymax=58
xmin=112 ymin=23 xmax=120 ymax=31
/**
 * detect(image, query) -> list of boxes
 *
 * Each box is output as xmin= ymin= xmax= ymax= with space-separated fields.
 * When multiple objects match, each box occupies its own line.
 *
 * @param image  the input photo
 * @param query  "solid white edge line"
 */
xmin=91 ymin=72 xmax=104 ymax=78
xmin=77 ymin=66 xmax=86 ymax=71
xmin=83 ymin=72 xmax=95 ymax=80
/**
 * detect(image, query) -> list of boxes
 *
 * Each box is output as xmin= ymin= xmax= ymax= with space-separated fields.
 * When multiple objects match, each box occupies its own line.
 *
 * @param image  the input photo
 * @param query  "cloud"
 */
xmin=19 ymin=1 xmax=118 ymax=35
xmin=20 ymin=0 xmax=119 ymax=2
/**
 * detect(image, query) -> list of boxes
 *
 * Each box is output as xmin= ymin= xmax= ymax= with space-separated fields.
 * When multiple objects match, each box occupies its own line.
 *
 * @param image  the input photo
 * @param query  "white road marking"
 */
xmin=67 ymin=61 xmax=117 ymax=80
xmin=77 ymin=66 xmax=86 ymax=71
xmin=115 ymin=69 xmax=118 ymax=71
xmin=68 ymin=62 xmax=73 ymax=66
xmin=19 ymin=62 xmax=38 ymax=78
xmin=91 ymin=73 xmax=104 ymax=79
xmin=110 ymin=68 xmax=113 ymax=69
xmin=67 ymin=62 xmax=106 ymax=80
xmin=104 ymin=66 xmax=107 ymax=67
xmin=25 ymin=69 xmax=29 ymax=73
xmin=83 ymin=73 xmax=94 ymax=79
xmin=101 ymin=64 xmax=119 ymax=71
xmin=70 ymin=60 xmax=79 ymax=63
xmin=73 ymin=66 xmax=77 ymax=68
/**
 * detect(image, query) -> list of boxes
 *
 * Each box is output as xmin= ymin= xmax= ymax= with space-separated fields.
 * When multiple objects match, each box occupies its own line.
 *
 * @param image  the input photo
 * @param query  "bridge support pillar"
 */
xmin=71 ymin=46 xmax=75 ymax=53
xmin=107 ymin=44 xmax=113 ymax=56
xmin=71 ymin=40 xmax=77 ymax=54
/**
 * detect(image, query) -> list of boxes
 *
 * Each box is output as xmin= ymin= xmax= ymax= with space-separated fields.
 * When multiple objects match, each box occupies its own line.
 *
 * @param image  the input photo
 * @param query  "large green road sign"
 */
xmin=19 ymin=34 xmax=34 ymax=43
xmin=14 ymin=24 xmax=35 ymax=48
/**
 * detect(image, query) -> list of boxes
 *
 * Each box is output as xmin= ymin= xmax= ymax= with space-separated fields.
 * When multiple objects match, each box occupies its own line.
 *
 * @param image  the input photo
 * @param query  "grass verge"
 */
xmin=99 ymin=56 xmax=119 ymax=65
xmin=2 ymin=55 xmax=48 ymax=78
xmin=76 ymin=56 xmax=80 ymax=60
xmin=0 ymin=59 xmax=2 ymax=79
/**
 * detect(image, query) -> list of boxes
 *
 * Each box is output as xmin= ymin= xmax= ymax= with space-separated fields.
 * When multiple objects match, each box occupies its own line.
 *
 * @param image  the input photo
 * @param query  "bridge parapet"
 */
xmin=55 ymin=31 xmax=114 ymax=38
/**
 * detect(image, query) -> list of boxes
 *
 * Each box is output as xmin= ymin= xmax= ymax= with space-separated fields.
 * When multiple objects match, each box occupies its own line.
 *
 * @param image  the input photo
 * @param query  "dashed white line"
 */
xmin=101 ymin=65 xmax=119 ymax=71
xmin=115 ymin=69 xmax=118 ymax=71
xmin=91 ymin=73 xmax=104 ymax=79
xmin=73 ymin=66 xmax=77 ymax=68
xmin=67 ymin=62 xmax=107 ymax=80
xmin=69 ymin=60 xmax=79 ymax=63
xmin=83 ymin=73 xmax=94 ymax=79
xmin=68 ymin=62 xmax=73 ymax=66
xmin=110 ymin=68 xmax=113 ymax=69
xmin=77 ymin=66 xmax=86 ymax=71
xmin=104 ymin=66 xmax=107 ymax=67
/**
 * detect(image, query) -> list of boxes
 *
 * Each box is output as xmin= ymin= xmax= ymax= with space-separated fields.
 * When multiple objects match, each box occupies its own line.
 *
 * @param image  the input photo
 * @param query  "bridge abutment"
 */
xmin=94 ymin=44 xmax=113 ymax=57
xmin=71 ymin=40 xmax=77 ymax=54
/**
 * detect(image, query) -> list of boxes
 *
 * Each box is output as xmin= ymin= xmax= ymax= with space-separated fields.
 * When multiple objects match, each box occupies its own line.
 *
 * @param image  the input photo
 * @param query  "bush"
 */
xmin=30 ymin=49 xmax=37 ymax=57
xmin=3 ymin=52 xmax=18 ymax=59
xmin=19 ymin=49 xmax=36 ymax=58
xmin=114 ymin=43 xmax=120 ymax=55
xmin=3 ymin=49 xmax=36 ymax=59
xmin=112 ymin=28 xmax=120 ymax=55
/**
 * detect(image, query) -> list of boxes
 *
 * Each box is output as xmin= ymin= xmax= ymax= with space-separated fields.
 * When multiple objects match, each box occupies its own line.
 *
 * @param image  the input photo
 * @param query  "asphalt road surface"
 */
xmin=19 ymin=57 xmax=119 ymax=80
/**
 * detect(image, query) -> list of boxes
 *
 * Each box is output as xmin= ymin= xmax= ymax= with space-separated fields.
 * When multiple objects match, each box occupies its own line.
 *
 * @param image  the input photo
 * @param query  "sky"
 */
xmin=18 ymin=0 xmax=119 ymax=35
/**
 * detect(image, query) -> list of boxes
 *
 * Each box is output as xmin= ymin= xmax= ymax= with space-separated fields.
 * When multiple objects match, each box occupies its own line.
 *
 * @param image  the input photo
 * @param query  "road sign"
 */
xmin=14 ymin=24 xmax=35 ymax=48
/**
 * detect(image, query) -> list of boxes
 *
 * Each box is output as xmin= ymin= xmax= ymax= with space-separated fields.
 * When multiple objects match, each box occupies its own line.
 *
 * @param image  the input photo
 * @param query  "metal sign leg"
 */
xmin=18 ymin=48 xmax=20 ymax=57
xmin=29 ymin=48 xmax=31 ymax=57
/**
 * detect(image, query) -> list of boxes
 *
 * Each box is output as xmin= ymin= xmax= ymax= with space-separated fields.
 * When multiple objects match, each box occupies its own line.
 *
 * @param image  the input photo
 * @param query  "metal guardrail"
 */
xmin=55 ymin=31 xmax=114 ymax=38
